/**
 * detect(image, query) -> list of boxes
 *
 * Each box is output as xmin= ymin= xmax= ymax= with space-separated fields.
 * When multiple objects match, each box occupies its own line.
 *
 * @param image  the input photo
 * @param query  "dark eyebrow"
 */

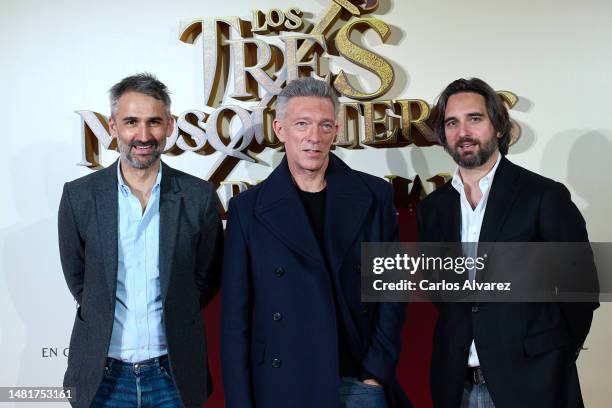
xmin=444 ymin=112 xmax=484 ymax=124
xmin=120 ymin=116 xmax=164 ymax=123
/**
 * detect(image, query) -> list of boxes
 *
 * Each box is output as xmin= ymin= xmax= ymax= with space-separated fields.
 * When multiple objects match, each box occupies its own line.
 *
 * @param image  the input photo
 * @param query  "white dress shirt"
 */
xmin=450 ymin=153 xmax=501 ymax=368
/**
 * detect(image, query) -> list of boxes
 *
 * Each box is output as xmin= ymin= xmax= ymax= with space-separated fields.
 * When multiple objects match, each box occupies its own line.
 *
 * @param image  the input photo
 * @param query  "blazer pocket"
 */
xmin=251 ymin=339 xmax=266 ymax=365
xmin=523 ymin=326 xmax=573 ymax=357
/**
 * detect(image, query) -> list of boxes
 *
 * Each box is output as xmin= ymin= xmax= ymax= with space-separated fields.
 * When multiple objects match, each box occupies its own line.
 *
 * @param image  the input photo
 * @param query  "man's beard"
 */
xmin=447 ymin=136 xmax=498 ymax=169
xmin=118 ymin=140 xmax=165 ymax=169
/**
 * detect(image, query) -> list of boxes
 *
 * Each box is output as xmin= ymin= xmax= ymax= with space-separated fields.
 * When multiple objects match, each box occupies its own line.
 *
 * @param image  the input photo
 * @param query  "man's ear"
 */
xmin=166 ymin=115 xmax=175 ymax=138
xmin=109 ymin=116 xmax=118 ymax=139
xmin=273 ymin=119 xmax=285 ymax=143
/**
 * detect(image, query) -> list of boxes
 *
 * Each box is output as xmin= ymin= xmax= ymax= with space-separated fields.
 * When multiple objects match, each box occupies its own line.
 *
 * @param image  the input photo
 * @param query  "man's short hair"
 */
xmin=109 ymin=73 xmax=171 ymax=118
xmin=433 ymin=77 xmax=512 ymax=155
xmin=275 ymin=77 xmax=340 ymax=120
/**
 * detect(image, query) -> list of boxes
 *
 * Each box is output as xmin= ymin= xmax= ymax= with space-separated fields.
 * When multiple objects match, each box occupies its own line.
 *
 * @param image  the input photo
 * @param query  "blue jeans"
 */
xmin=339 ymin=377 xmax=388 ymax=408
xmin=91 ymin=355 xmax=182 ymax=408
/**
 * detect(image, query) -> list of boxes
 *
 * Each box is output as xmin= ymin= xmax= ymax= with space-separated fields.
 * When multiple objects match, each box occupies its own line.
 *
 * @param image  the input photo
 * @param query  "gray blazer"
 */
xmin=58 ymin=160 xmax=223 ymax=408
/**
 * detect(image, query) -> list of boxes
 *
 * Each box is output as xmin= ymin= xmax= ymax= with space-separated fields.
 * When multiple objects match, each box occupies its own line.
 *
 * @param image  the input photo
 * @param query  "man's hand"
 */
xmin=362 ymin=378 xmax=382 ymax=387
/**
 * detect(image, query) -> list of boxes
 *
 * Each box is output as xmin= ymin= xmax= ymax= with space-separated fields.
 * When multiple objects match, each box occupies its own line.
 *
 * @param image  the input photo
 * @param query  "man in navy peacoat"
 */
xmin=221 ymin=78 xmax=410 ymax=407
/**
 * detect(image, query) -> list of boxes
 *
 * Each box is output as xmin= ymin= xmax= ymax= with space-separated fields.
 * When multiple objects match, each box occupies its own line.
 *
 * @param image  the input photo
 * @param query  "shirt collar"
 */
xmin=117 ymin=160 xmax=162 ymax=197
xmin=451 ymin=152 xmax=502 ymax=194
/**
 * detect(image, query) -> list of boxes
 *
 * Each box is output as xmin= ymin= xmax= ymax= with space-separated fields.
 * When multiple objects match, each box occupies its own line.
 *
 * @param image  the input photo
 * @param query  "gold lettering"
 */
xmin=219 ymin=180 xmax=253 ymax=216
xmin=75 ymin=111 xmax=112 ymax=168
xmin=498 ymin=91 xmax=518 ymax=109
xmin=281 ymin=34 xmax=327 ymax=83
xmin=251 ymin=10 xmax=268 ymax=33
xmin=251 ymin=106 xmax=279 ymax=147
xmin=497 ymin=90 xmax=521 ymax=146
xmin=266 ymin=8 xmax=285 ymax=29
xmin=334 ymin=18 xmax=393 ymax=100
xmin=335 ymin=102 xmax=362 ymax=149
xmin=179 ymin=17 xmax=241 ymax=107
xmin=205 ymin=105 xmax=255 ymax=161
xmin=176 ymin=111 xmax=207 ymax=152
xmin=395 ymin=99 xmax=438 ymax=145
xmin=362 ymin=100 xmax=396 ymax=145
xmin=227 ymin=38 xmax=281 ymax=99
xmin=284 ymin=7 xmax=303 ymax=30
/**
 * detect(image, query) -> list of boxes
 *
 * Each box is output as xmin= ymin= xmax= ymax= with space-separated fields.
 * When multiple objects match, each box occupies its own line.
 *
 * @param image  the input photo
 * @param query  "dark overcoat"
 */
xmin=221 ymin=154 xmax=410 ymax=407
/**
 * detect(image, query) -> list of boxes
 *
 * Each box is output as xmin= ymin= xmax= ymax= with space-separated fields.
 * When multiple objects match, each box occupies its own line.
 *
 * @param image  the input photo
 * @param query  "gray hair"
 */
xmin=275 ymin=77 xmax=340 ymax=120
xmin=109 ymin=73 xmax=171 ymax=118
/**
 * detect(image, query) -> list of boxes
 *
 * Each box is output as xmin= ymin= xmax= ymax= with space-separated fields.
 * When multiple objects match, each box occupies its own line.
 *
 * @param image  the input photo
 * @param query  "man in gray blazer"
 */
xmin=58 ymin=73 xmax=223 ymax=408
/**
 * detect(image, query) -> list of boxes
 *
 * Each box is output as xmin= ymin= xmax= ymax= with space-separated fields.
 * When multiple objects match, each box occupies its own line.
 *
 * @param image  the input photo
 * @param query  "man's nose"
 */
xmin=135 ymin=123 xmax=152 ymax=140
xmin=457 ymin=121 xmax=470 ymax=137
xmin=306 ymin=127 xmax=322 ymax=143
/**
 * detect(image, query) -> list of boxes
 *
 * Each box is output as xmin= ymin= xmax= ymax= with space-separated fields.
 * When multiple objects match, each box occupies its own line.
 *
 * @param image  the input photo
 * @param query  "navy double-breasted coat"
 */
xmin=221 ymin=154 xmax=410 ymax=407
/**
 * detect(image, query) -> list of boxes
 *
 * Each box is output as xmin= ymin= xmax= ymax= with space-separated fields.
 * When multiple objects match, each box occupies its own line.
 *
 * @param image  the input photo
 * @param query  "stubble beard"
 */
xmin=118 ymin=140 xmax=165 ymax=169
xmin=448 ymin=136 xmax=498 ymax=169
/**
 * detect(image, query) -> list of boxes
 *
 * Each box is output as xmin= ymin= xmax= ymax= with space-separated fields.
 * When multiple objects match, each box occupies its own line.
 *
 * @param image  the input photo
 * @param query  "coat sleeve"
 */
xmin=194 ymin=185 xmax=224 ymax=308
xmin=220 ymin=198 xmax=255 ymax=407
xmin=538 ymin=181 xmax=599 ymax=356
xmin=361 ymin=183 xmax=406 ymax=384
xmin=58 ymin=183 xmax=85 ymax=305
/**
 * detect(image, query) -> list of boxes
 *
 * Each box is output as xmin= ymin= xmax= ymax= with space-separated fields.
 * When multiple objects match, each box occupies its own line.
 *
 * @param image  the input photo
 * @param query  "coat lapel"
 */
xmin=479 ymin=157 xmax=521 ymax=242
xmin=255 ymin=157 xmax=324 ymax=265
xmin=159 ymin=162 xmax=182 ymax=301
xmin=94 ymin=161 xmax=119 ymax=306
xmin=324 ymin=155 xmax=372 ymax=277
xmin=437 ymin=183 xmax=461 ymax=242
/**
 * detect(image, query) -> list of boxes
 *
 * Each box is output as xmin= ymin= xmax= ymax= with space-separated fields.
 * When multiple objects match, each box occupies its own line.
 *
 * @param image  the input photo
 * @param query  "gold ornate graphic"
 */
xmin=76 ymin=0 xmax=521 ymax=197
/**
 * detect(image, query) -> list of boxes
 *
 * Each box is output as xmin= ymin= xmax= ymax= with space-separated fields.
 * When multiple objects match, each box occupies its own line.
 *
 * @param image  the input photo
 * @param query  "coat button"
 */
xmin=275 ymin=267 xmax=285 ymax=277
xmin=272 ymin=358 xmax=281 ymax=368
xmin=273 ymin=312 xmax=282 ymax=321
xmin=471 ymin=305 xmax=479 ymax=313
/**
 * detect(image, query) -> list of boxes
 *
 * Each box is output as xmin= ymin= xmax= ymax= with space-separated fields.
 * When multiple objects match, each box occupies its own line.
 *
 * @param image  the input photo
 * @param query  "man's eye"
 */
xmin=296 ymin=121 xmax=307 ymax=128
xmin=470 ymin=116 xmax=482 ymax=123
xmin=126 ymin=120 xmax=137 ymax=126
xmin=321 ymin=123 xmax=333 ymax=131
xmin=445 ymin=120 xmax=456 ymax=128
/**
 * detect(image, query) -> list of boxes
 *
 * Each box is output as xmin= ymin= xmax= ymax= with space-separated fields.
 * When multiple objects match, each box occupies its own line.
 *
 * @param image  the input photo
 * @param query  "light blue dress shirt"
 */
xmin=108 ymin=163 xmax=168 ymax=362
